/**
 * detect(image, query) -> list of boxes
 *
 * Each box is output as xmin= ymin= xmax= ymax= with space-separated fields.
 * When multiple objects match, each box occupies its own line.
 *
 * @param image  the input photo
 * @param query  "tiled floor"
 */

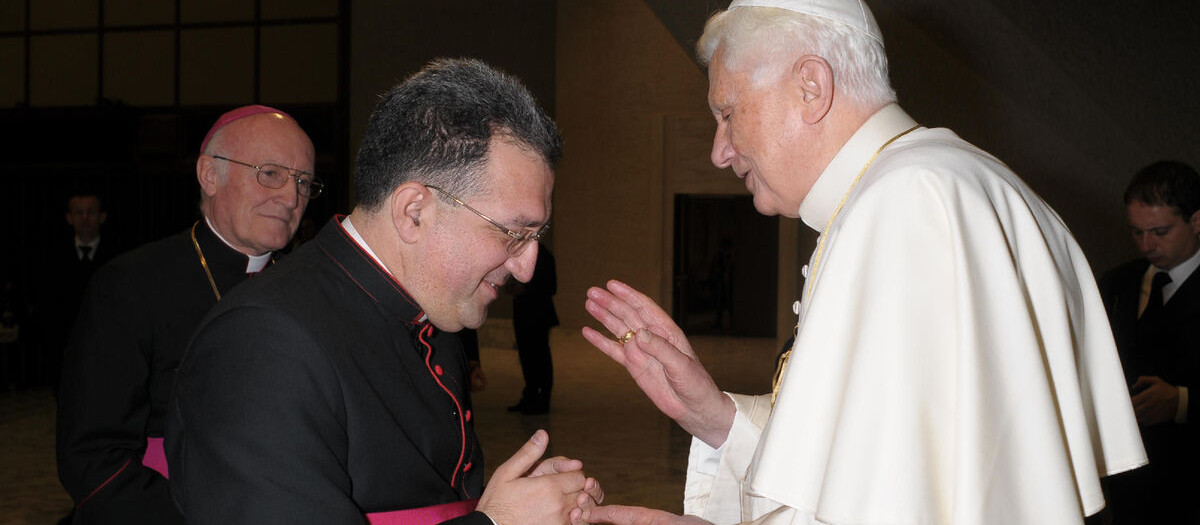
xmin=0 ymin=329 xmax=779 ymax=524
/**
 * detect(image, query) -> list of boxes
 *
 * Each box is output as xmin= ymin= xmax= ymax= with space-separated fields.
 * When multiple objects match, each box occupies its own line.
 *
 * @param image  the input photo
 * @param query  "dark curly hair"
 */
xmin=353 ymin=58 xmax=562 ymax=211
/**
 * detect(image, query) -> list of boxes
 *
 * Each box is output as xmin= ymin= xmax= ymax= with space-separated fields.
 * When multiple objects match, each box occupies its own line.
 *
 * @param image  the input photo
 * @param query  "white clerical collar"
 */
xmin=339 ymin=216 xmax=388 ymax=271
xmin=203 ymin=216 xmax=272 ymax=273
xmin=1162 ymin=242 xmax=1200 ymax=301
xmin=75 ymin=236 xmax=100 ymax=250
xmin=797 ymin=104 xmax=919 ymax=232
xmin=341 ymin=216 xmax=429 ymax=322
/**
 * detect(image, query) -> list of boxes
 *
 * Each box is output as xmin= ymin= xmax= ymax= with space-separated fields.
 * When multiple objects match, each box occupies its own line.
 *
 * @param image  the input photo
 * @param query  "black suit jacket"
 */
xmin=167 ymin=217 xmax=489 ymax=524
xmin=57 ymin=222 xmax=251 ymax=524
xmin=58 ymin=238 xmax=123 ymax=315
xmin=40 ymin=237 xmax=124 ymax=372
xmin=1100 ymin=259 xmax=1200 ymax=420
xmin=1098 ymin=259 xmax=1199 ymax=520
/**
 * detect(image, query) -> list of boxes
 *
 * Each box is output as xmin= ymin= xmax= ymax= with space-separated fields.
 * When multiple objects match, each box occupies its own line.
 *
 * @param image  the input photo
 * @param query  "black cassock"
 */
xmin=168 ymin=217 xmax=489 ymax=524
xmin=58 ymin=220 xmax=250 ymax=524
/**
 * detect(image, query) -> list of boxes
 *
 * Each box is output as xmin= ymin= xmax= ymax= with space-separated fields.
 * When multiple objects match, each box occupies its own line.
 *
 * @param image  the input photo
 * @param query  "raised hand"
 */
xmin=582 ymin=280 xmax=735 ymax=448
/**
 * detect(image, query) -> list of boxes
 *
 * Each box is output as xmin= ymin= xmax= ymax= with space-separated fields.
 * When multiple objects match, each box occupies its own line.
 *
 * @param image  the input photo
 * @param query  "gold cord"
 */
xmin=772 ymin=124 xmax=920 ymax=406
xmin=190 ymin=222 xmax=222 ymax=301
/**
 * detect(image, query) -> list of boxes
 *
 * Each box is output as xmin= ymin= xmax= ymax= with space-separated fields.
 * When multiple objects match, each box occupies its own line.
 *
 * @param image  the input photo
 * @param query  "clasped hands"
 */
xmin=480 ymin=279 xmax=746 ymax=524
xmin=476 ymin=429 xmax=604 ymax=524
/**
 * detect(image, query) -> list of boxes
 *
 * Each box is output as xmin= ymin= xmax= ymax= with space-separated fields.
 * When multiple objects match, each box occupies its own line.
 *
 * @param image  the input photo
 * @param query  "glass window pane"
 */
xmin=261 ymin=23 xmax=337 ymax=104
xmin=0 ymin=37 xmax=24 ymax=106
xmin=104 ymin=31 xmax=173 ymax=106
xmin=105 ymin=0 xmax=175 ymax=27
xmin=30 ymin=0 xmax=96 ymax=30
xmin=180 ymin=27 xmax=253 ymax=105
xmin=181 ymin=0 xmax=252 ymax=24
xmin=262 ymin=0 xmax=337 ymax=19
xmin=0 ymin=0 xmax=25 ymax=32
xmin=30 ymin=34 xmax=97 ymax=106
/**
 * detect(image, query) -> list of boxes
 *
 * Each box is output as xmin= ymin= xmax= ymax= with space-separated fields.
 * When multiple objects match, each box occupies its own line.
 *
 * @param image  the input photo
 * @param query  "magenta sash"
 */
xmin=143 ymin=437 xmax=169 ymax=478
xmin=366 ymin=499 xmax=478 ymax=524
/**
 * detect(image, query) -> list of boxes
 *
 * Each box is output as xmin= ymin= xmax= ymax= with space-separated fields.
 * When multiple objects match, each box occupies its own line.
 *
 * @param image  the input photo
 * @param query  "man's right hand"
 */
xmin=476 ymin=430 xmax=602 ymax=525
xmin=1131 ymin=375 xmax=1180 ymax=426
xmin=581 ymin=279 xmax=735 ymax=448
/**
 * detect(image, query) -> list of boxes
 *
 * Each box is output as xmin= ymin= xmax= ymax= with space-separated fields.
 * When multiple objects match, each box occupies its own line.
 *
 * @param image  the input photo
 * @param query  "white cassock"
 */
xmin=683 ymin=105 xmax=1147 ymax=524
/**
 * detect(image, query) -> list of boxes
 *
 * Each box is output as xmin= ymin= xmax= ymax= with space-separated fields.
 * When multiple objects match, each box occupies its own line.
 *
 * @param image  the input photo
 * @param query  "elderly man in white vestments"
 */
xmin=580 ymin=1 xmax=1148 ymax=524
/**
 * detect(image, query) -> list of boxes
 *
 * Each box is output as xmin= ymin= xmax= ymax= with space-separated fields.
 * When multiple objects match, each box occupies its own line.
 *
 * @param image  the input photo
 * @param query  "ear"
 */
xmin=99 ymin=211 xmax=108 ymax=225
xmin=792 ymin=55 xmax=835 ymax=125
xmin=196 ymin=155 xmax=223 ymax=197
xmin=1188 ymin=209 xmax=1200 ymax=234
xmin=391 ymin=182 xmax=434 ymax=244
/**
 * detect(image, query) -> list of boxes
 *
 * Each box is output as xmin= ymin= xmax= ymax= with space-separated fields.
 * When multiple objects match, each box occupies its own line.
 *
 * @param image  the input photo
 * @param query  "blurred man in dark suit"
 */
xmin=1099 ymin=160 xmax=1200 ymax=524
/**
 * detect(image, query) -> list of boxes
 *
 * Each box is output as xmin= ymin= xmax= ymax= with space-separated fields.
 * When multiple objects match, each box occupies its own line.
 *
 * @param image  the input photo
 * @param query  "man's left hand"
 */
xmin=1131 ymin=375 xmax=1179 ymax=426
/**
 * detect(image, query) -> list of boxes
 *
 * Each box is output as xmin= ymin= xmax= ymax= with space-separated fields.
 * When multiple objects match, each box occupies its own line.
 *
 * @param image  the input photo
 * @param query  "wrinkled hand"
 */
xmin=582 ymin=505 xmax=711 ymax=525
xmin=1132 ymin=375 xmax=1180 ymax=426
xmin=582 ymin=280 xmax=735 ymax=448
xmin=477 ymin=430 xmax=600 ymax=525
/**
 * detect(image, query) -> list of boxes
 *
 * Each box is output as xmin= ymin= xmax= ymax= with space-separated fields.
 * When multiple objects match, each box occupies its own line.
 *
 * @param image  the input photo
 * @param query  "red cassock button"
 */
xmin=434 ymin=365 xmax=443 ymax=376
xmin=463 ymin=462 xmax=473 ymax=472
xmin=464 ymin=410 xmax=472 ymax=421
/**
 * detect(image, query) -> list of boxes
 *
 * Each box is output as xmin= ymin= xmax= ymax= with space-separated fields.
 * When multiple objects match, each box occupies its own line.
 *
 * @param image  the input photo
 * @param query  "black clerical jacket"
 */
xmin=167 ymin=217 xmax=489 ymax=524
xmin=57 ymin=221 xmax=252 ymax=524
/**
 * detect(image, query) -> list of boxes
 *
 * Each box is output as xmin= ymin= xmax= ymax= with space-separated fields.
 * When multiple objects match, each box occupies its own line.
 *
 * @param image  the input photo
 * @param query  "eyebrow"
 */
xmin=511 ymin=216 xmax=549 ymax=229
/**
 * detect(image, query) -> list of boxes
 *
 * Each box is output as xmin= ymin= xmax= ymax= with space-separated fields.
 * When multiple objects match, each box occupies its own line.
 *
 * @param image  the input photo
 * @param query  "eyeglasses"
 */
xmin=425 ymin=184 xmax=548 ymax=255
xmin=210 ymin=155 xmax=324 ymax=199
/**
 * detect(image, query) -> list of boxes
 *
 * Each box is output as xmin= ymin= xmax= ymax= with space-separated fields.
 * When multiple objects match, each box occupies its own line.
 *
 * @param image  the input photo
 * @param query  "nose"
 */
xmin=276 ymin=173 xmax=302 ymax=209
xmin=711 ymin=122 xmax=734 ymax=169
xmin=506 ymin=242 xmax=539 ymax=283
xmin=1136 ymin=233 xmax=1156 ymax=254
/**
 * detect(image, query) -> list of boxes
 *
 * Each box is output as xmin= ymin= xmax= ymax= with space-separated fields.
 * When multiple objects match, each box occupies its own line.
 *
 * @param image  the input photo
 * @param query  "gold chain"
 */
xmin=190 ymin=222 xmax=222 ymax=301
xmin=772 ymin=124 xmax=919 ymax=406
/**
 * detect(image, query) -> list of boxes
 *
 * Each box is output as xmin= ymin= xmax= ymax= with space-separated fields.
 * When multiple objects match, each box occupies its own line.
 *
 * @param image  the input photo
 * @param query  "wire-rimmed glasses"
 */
xmin=210 ymin=154 xmax=324 ymax=199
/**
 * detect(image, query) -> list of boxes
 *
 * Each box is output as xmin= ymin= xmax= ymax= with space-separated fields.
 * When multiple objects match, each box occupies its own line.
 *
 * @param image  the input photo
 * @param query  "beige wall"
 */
xmin=553 ymin=0 xmax=810 ymax=342
xmin=553 ymin=0 xmax=705 ymax=329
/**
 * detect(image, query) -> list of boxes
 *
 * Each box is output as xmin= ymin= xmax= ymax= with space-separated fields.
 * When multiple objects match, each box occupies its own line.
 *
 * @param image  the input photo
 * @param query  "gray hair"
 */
xmin=353 ymin=58 xmax=562 ymax=211
xmin=697 ymin=7 xmax=896 ymax=109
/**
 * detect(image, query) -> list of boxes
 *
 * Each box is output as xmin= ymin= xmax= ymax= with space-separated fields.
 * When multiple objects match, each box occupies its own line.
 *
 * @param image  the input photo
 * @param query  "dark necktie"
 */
xmin=78 ymin=245 xmax=92 ymax=261
xmin=1141 ymin=271 xmax=1172 ymax=318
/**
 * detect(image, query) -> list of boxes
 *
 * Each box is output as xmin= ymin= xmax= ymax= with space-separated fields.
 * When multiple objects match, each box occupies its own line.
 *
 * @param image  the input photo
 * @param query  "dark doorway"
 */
xmin=672 ymin=194 xmax=778 ymax=337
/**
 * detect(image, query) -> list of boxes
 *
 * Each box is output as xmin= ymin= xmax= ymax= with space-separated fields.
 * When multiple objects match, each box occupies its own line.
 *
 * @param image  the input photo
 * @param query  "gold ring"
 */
xmin=617 ymin=330 xmax=637 ymax=345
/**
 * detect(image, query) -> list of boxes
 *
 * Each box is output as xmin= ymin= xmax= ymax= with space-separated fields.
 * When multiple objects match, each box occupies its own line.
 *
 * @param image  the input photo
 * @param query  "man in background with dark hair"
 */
xmin=1099 ymin=160 xmax=1200 ymax=523
xmin=168 ymin=58 xmax=600 ymax=524
xmin=48 ymin=191 xmax=122 ymax=388
xmin=63 ymin=191 xmax=117 ymax=271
